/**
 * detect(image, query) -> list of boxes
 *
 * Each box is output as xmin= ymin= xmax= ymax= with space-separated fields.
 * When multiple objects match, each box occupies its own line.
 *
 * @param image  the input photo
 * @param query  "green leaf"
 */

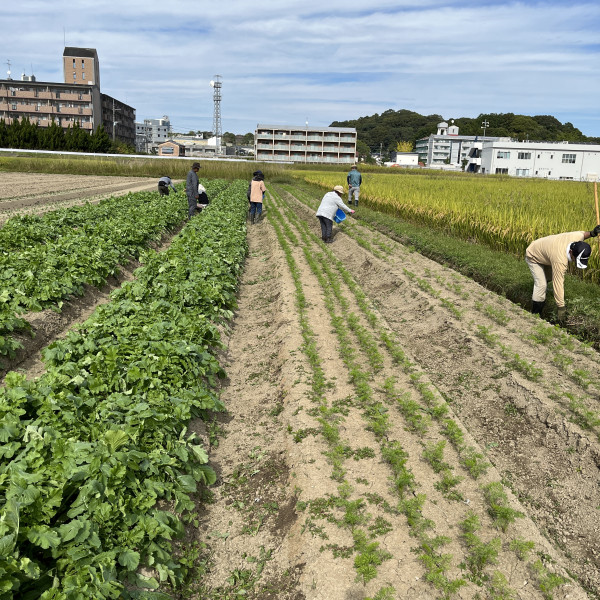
xmin=26 ymin=525 xmax=61 ymax=549
xmin=119 ymin=549 xmax=141 ymax=571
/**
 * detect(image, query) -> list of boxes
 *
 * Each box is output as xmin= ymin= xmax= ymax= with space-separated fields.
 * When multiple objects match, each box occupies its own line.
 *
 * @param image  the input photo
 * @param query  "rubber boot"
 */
xmin=531 ymin=300 xmax=545 ymax=315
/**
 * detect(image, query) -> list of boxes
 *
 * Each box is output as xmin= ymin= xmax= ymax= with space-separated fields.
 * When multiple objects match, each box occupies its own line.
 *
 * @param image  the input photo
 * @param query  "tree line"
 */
xmin=0 ymin=117 xmax=114 ymax=153
xmin=331 ymin=109 xmax=600 ymax=159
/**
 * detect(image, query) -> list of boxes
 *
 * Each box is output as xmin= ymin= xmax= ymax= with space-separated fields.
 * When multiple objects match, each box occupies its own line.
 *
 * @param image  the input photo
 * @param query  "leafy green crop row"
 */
xmin=0 ymin=181 xmax=229 ymax=360
xmin=0 ymin=180 xmax=248 ymax=599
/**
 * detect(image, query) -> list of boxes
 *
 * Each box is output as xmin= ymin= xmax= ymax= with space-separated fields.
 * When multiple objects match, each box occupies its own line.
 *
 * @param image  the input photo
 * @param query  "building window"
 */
xmin=82 ymin=59 xmax=85 ymax=68
xmin=82 ymin=72 xmax=85 ymax=80
xmin=73 ymin=59 xmax=76 ymax=68
xmin=497 ymin=151 xmax=510 ymax=159
xmin=55 ymin=91 xmax=60 ymax=98
xmin=56 ymin=105 xmax=61 ymax=113
xmin=10 ymin=89 xmax=16 ymax=96
xmin=559 ymin=176 xmax=574 ymax=180
xmin=518 ymin=152 xmax=531 ymax=160
xmin=73 ymin=72 xmax=77 ymax=80
xmin=495 ymin=168 xmax=508 ymax=174
xmin=11 ymin=104 xmax=16 ymax=110
xmin=516 ymin=169 xmax=530 ymax=176
xmin=562 ymin=153 xmax=576 ymax=164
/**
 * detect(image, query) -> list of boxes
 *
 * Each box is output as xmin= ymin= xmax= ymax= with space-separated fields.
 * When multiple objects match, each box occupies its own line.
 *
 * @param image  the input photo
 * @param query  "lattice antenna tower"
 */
xmin=210 ymin=75 xmax=222 ymax=153
xmin=6 ymin=59 xmax=12 ymax=80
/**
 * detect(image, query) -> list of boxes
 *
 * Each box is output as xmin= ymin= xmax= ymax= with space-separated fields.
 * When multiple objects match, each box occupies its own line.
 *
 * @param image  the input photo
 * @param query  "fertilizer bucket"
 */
xmin=334 ymin=208 xmax=346 ymax=224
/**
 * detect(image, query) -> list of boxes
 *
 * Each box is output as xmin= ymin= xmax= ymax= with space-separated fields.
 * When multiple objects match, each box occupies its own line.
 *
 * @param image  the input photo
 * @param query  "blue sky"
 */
xmin=3 ymin=0 xmax=600 ymax=136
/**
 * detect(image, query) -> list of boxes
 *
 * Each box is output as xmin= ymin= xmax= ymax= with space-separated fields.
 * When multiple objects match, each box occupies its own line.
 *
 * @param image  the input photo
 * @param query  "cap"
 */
xmin=571 ymin=241 xmax=591 ymax=268
xmin=351 ymin=164 xmax=357 ymax=169
xmin=333 ymin=185 xmax=344 ymax=194
xmin=192 ymin=162 xmax=201 ymax=169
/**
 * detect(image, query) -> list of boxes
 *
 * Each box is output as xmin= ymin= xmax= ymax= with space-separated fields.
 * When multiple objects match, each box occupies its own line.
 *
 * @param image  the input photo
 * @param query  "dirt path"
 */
xmin=188 ymin=185 xmax=598 ymax=599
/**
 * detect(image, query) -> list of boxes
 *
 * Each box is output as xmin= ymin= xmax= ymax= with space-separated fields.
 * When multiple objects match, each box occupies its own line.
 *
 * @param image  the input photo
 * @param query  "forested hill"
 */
xmin=330 ymin=109 xmax=600 ymax=153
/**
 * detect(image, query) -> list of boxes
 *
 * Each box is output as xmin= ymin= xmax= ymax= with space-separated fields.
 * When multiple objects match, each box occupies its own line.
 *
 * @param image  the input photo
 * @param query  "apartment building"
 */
xmin=254 ymin=124 xmax=357 ymax=164
xmin=135 ymin=116 xmax=171 ymax=153
xmin=0 ymin=77 xmax=100 ymax=132
xmin=415 ymin=122 xmax=504 ymax=168
xmin=466 ymin=140 xmax=600 ymax=181
xmin=0 ymin=47 xmax=135 ymax=146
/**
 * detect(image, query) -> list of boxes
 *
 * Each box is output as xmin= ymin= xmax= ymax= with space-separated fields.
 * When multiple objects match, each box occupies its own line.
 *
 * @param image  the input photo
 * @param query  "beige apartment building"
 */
xmin=255 ymin=124 xmax=357 ymax=164
xmin=0 ymin=47 xmax=135 ymax=147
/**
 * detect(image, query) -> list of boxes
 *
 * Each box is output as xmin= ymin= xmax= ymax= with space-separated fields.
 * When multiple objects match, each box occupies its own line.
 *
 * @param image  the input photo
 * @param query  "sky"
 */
xmin=3 ymin=1 xmax=600 ymax=137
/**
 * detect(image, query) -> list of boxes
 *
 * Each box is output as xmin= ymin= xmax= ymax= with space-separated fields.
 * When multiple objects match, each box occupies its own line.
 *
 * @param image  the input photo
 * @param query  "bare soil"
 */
xmin=5 ymin=176 xmax=599 ymax=599
xmin=0 ymin=172 xmax=161 ymax=223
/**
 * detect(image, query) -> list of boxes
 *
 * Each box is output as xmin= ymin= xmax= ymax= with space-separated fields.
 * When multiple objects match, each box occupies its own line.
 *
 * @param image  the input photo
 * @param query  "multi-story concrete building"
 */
xmin=63 ymin=47 xmax=100 ymax=87
xmin=254 ymin=124 xmax=357 ymax=164
xmin=0 ymin=47 xmax=135 ymax=147
xmin=135 ymin=116 xmax=171 ymax=153
xmin=465 ymin=140 xmax=600 ymax=181
xmin=415 ymin=122 xmax=504 ymax=169
xmin=0 ymin=76 xmax=100 ymax=133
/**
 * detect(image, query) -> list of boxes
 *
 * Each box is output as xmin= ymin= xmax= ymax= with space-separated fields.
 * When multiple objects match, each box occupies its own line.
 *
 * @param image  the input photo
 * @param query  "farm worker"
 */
xmin=157 ymin=175 xmax=176 ymax=196
xmin=197 ymin=183 xmax=209 ymax=207
xmin=347 ymin=164 xmax=362 ymax=207
xmin=316 ymin=185 xmax=355 ymax=244
xmin=525 ymin=225 xmax=600 ymax=322
xmin=248 ymin=170 xmax=266 ymax=225
xmin=185 ymin=162 xmax=201 ymax=218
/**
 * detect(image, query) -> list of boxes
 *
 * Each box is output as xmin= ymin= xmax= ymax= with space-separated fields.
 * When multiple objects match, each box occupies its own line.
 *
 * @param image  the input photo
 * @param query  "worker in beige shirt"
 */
xmin=525 ymin=226 xmax=600 ymax=321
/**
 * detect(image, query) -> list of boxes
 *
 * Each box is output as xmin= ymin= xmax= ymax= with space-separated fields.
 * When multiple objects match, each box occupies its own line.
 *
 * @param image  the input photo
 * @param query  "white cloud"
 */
xmin=2 ymin=0 xmax=600 ymax=135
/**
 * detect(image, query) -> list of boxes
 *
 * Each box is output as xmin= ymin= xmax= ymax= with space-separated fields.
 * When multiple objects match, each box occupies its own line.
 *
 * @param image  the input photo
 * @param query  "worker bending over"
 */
xmin=525 ymin=225 xmax=600 ymax=322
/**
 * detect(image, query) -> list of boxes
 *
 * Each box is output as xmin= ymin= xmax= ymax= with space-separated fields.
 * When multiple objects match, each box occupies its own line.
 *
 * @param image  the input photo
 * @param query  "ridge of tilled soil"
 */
xmin=190 ymin=192 xmax=591 ymax=599
xmin=275 ymin=186 xmax=599 ymax=596
xmin=0 ymin=173 xmax=162 ymax=222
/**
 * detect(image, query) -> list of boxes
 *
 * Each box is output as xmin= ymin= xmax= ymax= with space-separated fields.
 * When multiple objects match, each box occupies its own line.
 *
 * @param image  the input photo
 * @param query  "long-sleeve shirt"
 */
xmin=186 ymin=170 xmax=199 ymax=199
xmin=158 ymin=176 xmax=176 ymax=192
xmin=347 ymin=170 xmax=362 ymax=187
xmin=250 ymin=179 xmax=266 ymax=203
xmin=525 ymin=231 xmax=585 ymax=307
xmin=316 ymin=192 xmax=352 ymax=221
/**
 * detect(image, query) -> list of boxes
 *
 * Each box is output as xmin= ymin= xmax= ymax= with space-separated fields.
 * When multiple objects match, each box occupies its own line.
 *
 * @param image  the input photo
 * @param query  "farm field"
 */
xmin=0 ymin=172 xmax=158 ymax=222
xmin=184 ymin=183 xmax=600 ymax=600
xmin=2 ymin=172 xmax=600 ymax=599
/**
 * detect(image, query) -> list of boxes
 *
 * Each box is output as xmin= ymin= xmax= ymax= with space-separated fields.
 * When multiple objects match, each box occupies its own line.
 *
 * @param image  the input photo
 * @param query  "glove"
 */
xmin=557 ymin=306 xmax=567 ymax=323
xmin=349 ymin=210 xmax=355 ymax=214
xmin=590 ymin=225 xmax=600 ymax=237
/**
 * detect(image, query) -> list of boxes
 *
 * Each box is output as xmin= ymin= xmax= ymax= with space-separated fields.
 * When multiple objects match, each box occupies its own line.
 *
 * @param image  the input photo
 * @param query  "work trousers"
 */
xmin=187 ymin=195 xmax=198 ymax=218
xmin=525 ymin=257 xmax=552 ymax=302
xmin=249 ymin=201 xmax=263 ymax=217
xmin=348 ymin=186 xmax=360 ymax=206
xmin=317 ymin=215 xmax=333 ymax=240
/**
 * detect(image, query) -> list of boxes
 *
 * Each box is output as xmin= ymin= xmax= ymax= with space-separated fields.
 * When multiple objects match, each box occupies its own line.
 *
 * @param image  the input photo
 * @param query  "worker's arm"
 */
xmin=587 ymin=225 xmax=600 ymax=239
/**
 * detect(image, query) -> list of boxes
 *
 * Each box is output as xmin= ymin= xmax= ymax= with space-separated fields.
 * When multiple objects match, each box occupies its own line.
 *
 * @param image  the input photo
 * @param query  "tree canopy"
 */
xmin=331 ymin=109 xmax=594 ymax=157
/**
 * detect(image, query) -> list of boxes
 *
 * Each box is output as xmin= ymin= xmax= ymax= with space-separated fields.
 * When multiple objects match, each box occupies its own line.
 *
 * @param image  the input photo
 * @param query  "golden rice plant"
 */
xmin=295 ymin=169 xmax=600 ymax=279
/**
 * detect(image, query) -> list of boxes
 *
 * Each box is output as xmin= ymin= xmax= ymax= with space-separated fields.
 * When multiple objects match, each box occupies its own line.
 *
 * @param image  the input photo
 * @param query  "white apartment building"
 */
xmin=465 ymin=140 xmax=600 ymax=181
xmin=415 ymin=122 xmax=504 ymax=168
xmin=255 ymin=124 xmax=356 ymax=164
xmin=135 ymin=116 xmax=171 ymax=152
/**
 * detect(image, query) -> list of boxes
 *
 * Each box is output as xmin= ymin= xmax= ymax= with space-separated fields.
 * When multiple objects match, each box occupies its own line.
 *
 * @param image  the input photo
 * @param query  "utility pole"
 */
xmin=481 ymin=119 xmax=489 ymax=137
